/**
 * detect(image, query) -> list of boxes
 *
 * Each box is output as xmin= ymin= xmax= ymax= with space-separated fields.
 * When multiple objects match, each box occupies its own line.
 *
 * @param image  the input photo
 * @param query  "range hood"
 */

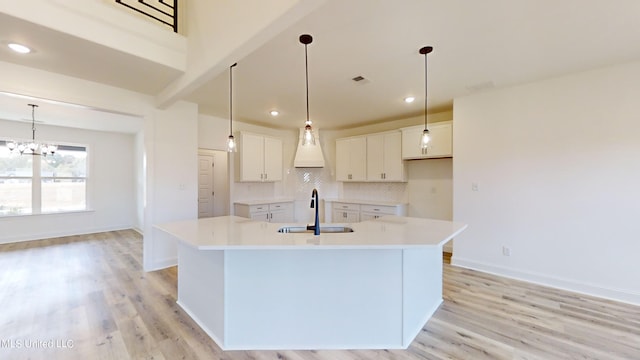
xmin=294 ymin=128 xmax=325 ymax=168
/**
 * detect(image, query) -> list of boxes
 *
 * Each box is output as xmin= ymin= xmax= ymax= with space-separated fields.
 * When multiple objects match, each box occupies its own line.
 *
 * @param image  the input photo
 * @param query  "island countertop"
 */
xmin=155 ymin=215 xmax=467 ymax=250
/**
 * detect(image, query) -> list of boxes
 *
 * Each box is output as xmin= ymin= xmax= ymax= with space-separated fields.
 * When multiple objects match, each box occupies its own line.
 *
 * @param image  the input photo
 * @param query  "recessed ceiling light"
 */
xmin=404 ymin=96 xmax=415 ymax=103
xmin=8 ymin=43 xmax=31 ymax=54
xmin=270 ymin=110 xmax=279 ymax=116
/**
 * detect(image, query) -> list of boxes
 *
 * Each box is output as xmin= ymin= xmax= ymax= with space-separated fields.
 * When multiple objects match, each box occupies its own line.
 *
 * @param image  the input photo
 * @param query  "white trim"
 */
xmin=0 ymin=224 xmax=133 ymax=245
xmin=452 ymin=256 xmax=640 ymax=306
xmin=0 ymin=209 xmax=95 ymax=219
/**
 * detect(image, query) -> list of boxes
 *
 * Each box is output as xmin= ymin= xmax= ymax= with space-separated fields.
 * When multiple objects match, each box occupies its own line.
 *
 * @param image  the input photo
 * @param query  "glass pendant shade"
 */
xmin=302 ymin=122 xmax=315 ymax=146
xmin=420 ymin=129 xmax=431 ymax=149
xmin=227 ymin=134 xmax=237 ymax=152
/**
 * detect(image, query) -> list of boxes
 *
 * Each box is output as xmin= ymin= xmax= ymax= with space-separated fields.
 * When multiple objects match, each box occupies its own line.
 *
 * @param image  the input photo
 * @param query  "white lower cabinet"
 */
xmin=332 ymin=203 xmax=360 ymax=223
xmin=234 ymin=201 xmax=294 ymax=223
xmin=360 ymin=204 xmax=398 ymax=221
xmin=330 ymin=201 xmax=406 ymax=223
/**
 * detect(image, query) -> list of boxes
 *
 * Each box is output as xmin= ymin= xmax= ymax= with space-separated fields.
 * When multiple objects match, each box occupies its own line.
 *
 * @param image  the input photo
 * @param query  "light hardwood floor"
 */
xmin=0 ymin=230 xmax=638 ymax=359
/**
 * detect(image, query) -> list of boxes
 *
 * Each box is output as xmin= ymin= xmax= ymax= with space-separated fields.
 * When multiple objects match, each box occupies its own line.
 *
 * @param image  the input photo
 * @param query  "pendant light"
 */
xmin=227 ymin=63 xmax=238 ymax=152
xmin=419 ymin=46 xmax=433 ymax=150
xmin=6 ymin=104 xmax=57 ymax=156
xmin=300 ymin=34 xmax=315 ymax=146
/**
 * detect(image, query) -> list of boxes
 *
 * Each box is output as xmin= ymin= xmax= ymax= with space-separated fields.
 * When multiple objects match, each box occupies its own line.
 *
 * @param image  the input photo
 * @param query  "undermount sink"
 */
xmin=277 ymin=226 xmax=354 ymax=234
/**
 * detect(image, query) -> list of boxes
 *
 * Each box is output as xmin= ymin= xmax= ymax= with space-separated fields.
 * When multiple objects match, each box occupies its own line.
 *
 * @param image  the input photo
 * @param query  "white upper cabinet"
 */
xmin=366 ymin=131 xmax=406 ymax=182
xmin=263 ymin=136 xmax=283 ymax=181
xmin=401 ymin=121 xmax=452 ymax=159
xmin=336 ymin=136 xmax=367 ymax=181
xmin=238 ymin=132 xmax=283 ymax=182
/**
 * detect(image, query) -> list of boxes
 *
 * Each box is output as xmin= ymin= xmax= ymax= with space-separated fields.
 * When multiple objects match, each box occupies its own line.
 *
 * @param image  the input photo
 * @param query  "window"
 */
xmin=0 ymin=140 xmax=88 ymax=216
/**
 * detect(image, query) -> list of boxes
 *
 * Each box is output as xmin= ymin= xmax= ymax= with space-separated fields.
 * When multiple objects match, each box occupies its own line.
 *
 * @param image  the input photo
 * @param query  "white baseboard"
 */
xmin=0 ymin=225 xmax=135 ymax=245
xmin=452 ymin=256 xmax=640 ymax=306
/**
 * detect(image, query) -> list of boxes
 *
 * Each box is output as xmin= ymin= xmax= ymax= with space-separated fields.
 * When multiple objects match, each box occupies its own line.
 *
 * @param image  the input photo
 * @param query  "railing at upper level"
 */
xmin=115 ymin=0 xmax=178 ymax=33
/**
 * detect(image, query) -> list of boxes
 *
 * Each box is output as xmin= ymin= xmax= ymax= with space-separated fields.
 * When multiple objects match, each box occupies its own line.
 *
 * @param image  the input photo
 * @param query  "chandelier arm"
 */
xmin=30 ymin=104 xmax=38 ymax=141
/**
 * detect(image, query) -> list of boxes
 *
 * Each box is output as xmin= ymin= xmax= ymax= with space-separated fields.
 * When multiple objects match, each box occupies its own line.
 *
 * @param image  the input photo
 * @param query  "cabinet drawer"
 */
xmin=360 ymin=204 xmax=397 ymax=215
xmin=332 ymin=203 xmax=360 ymax=211
xmin=248 ymin=204 xmax=269 ymax=214
xmin=269 ymin=202 xmax=293 ymax=212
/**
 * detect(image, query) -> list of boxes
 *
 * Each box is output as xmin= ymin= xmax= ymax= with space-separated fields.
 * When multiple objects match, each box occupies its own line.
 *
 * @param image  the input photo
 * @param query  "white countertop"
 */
xmin=155 ymin=215 xmax=467 ymax=250
xmin=325 ymin=198 xmax=408 ymax=207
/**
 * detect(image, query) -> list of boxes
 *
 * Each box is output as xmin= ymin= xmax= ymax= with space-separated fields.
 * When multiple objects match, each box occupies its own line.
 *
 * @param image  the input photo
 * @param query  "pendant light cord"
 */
xmin=229 ymin=63 xmax=237 ymax=134
xmin=304 ymin=43 xmax=310 ymax=124
xmin=419 ymin=46 xmax=433 ymax=131
xmin=424 ymin=50 xmax=427 ymax=130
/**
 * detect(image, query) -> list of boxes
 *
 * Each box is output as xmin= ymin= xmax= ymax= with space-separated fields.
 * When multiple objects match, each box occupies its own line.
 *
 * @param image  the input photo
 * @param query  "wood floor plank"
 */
xmin=1 ymin=230 xmax=639 ymax=359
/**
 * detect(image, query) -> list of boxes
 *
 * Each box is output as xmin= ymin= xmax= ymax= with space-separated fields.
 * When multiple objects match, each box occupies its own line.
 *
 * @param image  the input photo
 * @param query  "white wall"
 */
xmin=197 ymin=112 xmax=455 ymax=225
xmin=158 ymin=0 xmax=326 ymax=106
xmin=452 ymin=61 xmax=640 ymax=305
xmin=0 ymin=61 xmax=199 ymax=271
xmin=0 ymin=119 xmax=135 ymax=244
xmin=144 ymin=101 xmax=199 ymax=271
xmin=2 ymin=0 xmax=186 ymax=70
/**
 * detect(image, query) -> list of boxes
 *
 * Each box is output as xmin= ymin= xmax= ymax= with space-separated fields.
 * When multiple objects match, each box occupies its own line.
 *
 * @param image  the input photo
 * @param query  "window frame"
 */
xmin=0 ymin=140 xmax=89 ymax=217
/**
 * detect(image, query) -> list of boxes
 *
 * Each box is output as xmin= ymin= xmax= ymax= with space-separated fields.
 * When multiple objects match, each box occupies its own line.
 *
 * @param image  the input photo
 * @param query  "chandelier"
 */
xmin=6 ymin=104 xmax=57 ymax=156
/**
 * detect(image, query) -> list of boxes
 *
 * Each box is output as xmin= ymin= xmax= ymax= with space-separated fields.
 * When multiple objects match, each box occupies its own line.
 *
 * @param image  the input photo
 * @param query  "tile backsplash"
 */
xmin=341 ymin=182 xmax=408 ymax=203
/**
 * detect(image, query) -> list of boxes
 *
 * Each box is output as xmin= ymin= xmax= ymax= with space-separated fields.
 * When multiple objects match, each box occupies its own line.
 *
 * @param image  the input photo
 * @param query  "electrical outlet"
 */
xmin=502 ymin=246 xmax=511 ymax=256
xmin=471 ymin=182 xmax=479 ymax=191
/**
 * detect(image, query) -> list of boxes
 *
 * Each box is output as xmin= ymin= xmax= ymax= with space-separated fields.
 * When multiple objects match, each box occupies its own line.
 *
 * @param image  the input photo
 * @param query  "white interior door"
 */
xmin=198 ymin=149 xmax=230 ymax=218
xmin=198 ymin=153 xmax=214 ymax=218
xmin=211 ymin=150 xmax=229 ymax=216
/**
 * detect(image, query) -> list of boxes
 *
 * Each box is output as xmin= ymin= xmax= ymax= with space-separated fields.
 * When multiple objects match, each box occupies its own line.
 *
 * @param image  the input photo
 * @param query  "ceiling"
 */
xmin=2 ymin=0 xmax=640 ymax=132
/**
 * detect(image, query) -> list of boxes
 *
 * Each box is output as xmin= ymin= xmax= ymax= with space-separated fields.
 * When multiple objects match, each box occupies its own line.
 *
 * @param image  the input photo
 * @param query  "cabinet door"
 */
xmin=240 ymin=133 xmax=265 ymax=181
xmin=425 ymin=123 xmax=452 ymax=158
xmin=366 ymin=133 xmax=385 ymax=180
xmin=264 ymin=137 xmax=283 ymax=181
xmin=361 ymin=212 xmax=381 ymax=221
xmin=335 ymin=139 xmax=350 ymax=181
xmin=349 ymin=137 xmax=367 ymax=181
xmin=332 ymin=209 xmax=359 ymax=223
xmin=401 ymin=126 xmax=424 ymax=159
xmin=344 ymin=210 xmax=360 ymax=223
xmin=401 ymin=123 xmax=452 ymax=159
xmin=249 ymin=211 xmax=269 ymax=222
xmin=269 ymin=210 xmax=291 ymax=223
xmin=381 ymin=132 xmax=404 ymax=181
xmin=269 ymin=202 xmax=293 ymax=223
xmin=336 ymin=137 xmax=367 ymax=181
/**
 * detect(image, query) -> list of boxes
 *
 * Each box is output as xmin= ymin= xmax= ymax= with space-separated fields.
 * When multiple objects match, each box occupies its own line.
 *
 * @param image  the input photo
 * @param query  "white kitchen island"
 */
xmin=155 ymin=215 xmax=467 ymax=350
